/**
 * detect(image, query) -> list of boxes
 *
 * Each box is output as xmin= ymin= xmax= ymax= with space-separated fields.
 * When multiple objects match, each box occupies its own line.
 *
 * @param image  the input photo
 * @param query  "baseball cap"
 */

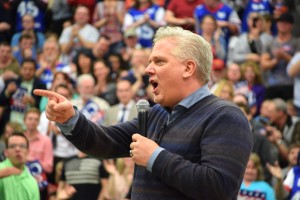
xmin=124 ymin=28 xmax=137 ymax=38
xmin=276 ymin=13 xmax=294 ymax=24
xmin=212 ymin=59 xmax=225 ymax=70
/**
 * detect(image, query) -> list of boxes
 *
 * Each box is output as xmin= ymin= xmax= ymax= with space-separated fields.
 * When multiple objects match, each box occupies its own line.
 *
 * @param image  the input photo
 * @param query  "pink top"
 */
xmin=25 ymin=131 xmax=54 ymax=173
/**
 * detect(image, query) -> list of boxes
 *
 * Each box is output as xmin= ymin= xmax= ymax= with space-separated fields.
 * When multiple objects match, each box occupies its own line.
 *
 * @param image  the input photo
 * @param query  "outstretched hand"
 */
xmin=33 ymin=89 xmax=75 ymax=124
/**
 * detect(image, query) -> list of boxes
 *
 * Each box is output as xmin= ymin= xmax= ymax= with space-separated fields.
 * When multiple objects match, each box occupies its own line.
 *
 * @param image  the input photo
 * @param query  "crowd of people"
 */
xmin=0 ymin=0 xmax=300 ymax=199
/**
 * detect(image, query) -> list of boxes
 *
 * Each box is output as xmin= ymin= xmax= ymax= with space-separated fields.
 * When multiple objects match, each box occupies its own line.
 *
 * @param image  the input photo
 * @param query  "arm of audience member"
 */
xmin=60 ymin=27 xmax=76 ymax=55
xmin=266 ymin=126 xmax=288 ymax=160
xmin=260 ymin=52 xmax=278 ymax=70
xmin=0 ymin=22 xmax=11 ymax=31
xmin=76 ymin=34 xmax=97 ymax=49
xmin=57 ymin=181 xmax=76 ymax=200
xmin=266 ymin=161 xmax=289 ymax=200
xmin=165 ymin=10 xmax=188 ymax=26
xmin=97 ymin=177 xmax=108 ymax=200
xmin=0 ymin=167 xmax=22 ymax=178
xmin=35 ymin=59 xmax=48 ymax=78
xmin=287 ymin=56 xmax=300 ymax=77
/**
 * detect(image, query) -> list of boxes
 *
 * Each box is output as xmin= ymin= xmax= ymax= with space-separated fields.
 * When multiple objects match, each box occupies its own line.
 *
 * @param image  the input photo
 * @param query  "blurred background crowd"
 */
xmin=0 ymin=0 xmax=300 ymax=199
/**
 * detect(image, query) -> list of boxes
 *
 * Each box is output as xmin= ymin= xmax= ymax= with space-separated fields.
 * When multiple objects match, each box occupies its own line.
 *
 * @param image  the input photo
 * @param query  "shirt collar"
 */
xmin=177 ymin=84 xmax=212 ymax=109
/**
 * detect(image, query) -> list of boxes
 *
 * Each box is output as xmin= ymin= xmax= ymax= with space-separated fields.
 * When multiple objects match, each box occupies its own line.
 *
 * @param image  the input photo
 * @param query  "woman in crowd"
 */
xmin=239 ymin=153 xmax=276 ymax=200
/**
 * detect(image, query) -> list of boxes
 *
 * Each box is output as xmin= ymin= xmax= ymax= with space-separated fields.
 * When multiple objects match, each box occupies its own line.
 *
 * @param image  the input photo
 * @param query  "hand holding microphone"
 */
xmin=130 ymin=100 xmax=158 ymax=166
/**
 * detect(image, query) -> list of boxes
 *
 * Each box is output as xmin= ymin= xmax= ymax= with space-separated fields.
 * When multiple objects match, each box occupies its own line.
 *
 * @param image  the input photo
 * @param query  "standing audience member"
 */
xmin=93 ymin=0 xmax=125 ymax=54
xmin=0 ymin=132 xmax=39 ymax=200
xmin=38 ymin=84 xmax=78 ymax=191
xmin=0 ymin=121 xmax=23 ymax=161
xmin=34 ymin=26 xmax=253 ymax=199
xmin=261 ymin=13 xmax=300 ymax=101
xmin=24 ymin=108 xmax=53 ymax=200
xmin=123 ymin=0 xmax=166 ymax=48
xmin=287 ymin=51 xmax=300 ymax=116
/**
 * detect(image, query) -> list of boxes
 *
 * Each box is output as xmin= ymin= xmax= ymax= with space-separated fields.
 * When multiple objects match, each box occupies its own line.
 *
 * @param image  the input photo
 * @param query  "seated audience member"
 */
xmin=199 ymin=14 xmax=226 ymax=61
xmin=0 ymin=42 xmax=20 ymax=94
xmin=123 ymin=0 xmax=166 ymax=48
xmin=93 ymin=59 xmax=118 ymax=106
xmin=0 ymin=132 xmax=39 ymax=200
xmin=227 ymin=62 xmax=257 ymax=113
xmin=11 ymin=14 xmax=45 ymax=53
xmin=36 ymin=39 xmax=71 ymax=89
xmin=236 ymin=101 xmax=276 ymax=185
xmin=57 ymin=151 xmax=109 ymax=200
xmin=213 ymin=79 xmax=235 ymax=102
xmin=0 ymin=58 xmax=46 ymax=129
xmin=71 ymin=74 xmax=110 ymax=125
xmin=238 ymin=153 xmax=276 ymax=200
xmin=228 ymin=13 xmax=270 ymax=65
xmin=13 ymin=34 xmax=37 ymax=65
xmin=104 ymin=79 xmax=138 ymax=126
xmin=209 ymin=58 xmax=226 ymax=92
xmin=100 ymin=158 xmax=134 ymax=200
xmin=39 ymin=71 xmax=75 ymax=112
xmin=268 ymin=145 xmax=300 ymax=199
xmin=240 ymin=61 xmax=266 ymax=116
xmin=120 ymin=29 xmax=141 ymax=62
xmin=123 ymin=48 xmax=153 ymax=104
xmin=59 ymin=5 xmax=99 ymax=63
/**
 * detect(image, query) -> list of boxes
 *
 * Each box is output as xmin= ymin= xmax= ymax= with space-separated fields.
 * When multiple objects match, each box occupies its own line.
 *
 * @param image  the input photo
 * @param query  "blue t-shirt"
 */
xmin=239 ymin=181 xmax=276 ymax=200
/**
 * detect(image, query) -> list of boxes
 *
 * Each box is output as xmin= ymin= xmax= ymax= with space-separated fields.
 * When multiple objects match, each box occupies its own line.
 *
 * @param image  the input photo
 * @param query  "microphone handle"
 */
xmin=138 ymin=110 xmax=148 ymax=137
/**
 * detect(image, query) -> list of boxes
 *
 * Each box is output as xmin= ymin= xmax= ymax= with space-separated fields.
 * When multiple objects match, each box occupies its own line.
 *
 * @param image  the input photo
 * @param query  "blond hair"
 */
xmin=153 ymin=26 xmax=213 ymax=84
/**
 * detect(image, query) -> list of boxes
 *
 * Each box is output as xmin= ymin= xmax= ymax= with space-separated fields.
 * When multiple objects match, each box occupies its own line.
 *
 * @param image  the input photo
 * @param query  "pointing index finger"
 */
xmin=33 ymin=89 xmax=64 ymax=102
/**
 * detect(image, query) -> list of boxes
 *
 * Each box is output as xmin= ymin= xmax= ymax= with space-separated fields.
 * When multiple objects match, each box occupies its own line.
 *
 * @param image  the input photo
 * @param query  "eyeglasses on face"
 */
xmin=8 ymin=144 xmax=28 ymax=149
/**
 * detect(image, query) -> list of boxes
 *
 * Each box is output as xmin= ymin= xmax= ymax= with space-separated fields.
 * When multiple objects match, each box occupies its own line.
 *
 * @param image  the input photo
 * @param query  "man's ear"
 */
xmin=183 ymin=60 xmax=196 ymax=79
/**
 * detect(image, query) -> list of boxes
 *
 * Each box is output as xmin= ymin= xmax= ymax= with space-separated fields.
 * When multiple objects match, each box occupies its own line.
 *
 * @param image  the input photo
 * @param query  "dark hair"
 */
xmin=18 ymin=33 xmax=34 ymax=44
xmin=133 ymin=0 xmax=152 ymax=9
xmin=73 ymin=48 xmax=93 ymax=76
xmin=5 ymin=132 xmax=29 ymax=149
xmin=21 ymin=58 xmax=37 ymax=69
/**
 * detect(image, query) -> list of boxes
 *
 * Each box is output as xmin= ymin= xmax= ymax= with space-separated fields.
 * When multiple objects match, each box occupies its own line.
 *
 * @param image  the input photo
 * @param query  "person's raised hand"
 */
xmin=33 ymin=89 xmax=75 ymax=124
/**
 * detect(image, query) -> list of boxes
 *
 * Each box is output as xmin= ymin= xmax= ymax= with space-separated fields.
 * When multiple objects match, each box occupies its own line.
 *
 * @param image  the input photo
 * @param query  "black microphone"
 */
xmin=136 ymin=99 xmax=150 ymax=137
